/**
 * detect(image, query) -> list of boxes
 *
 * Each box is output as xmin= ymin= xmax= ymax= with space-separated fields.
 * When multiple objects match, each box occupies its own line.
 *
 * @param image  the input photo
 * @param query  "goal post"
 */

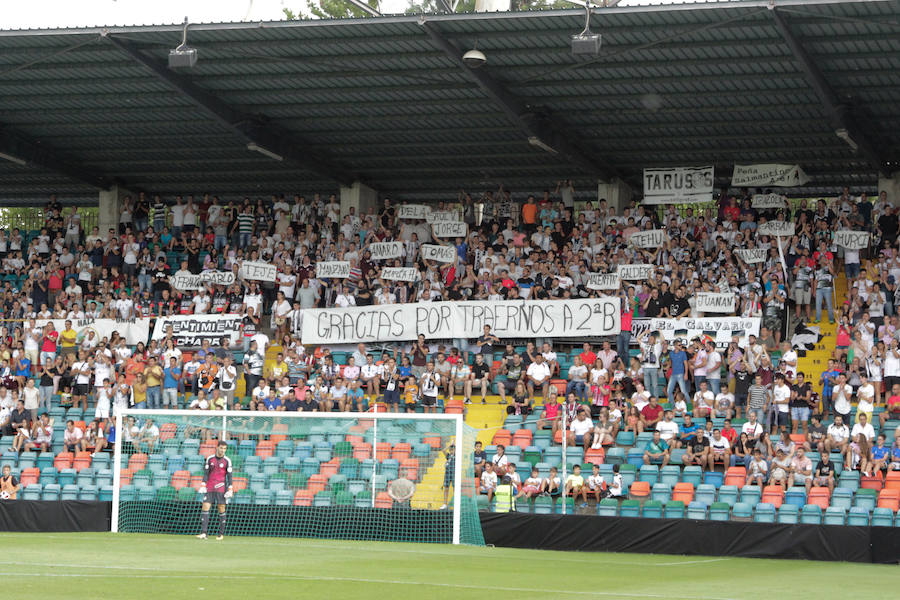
xmin=111 ymin=409 xmax=484 ymax=546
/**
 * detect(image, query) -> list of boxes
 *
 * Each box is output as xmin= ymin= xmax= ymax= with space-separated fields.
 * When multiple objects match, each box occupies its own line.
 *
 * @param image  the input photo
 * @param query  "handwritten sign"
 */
xmin=616 ymin=264 xmax=655 ymax=281
xmin=426 ymin=210 xmax=461 ymax=224
xmin=170 ymin=271 xmax=235 ymax=291
xmin=756 ymin=221 xmax=795 ymax=237
xmin=629 ymin=229 xmax=667 ymax=249
xmin=380 ymin=267 xmax=419 ymax=282
xmin=833 ymin=230 xmax=869 ymax=251
xmin=397 ymin=204 xmax=429 ymax=220
xmin=695 ymin=292 xmax=736 ymax=314
xmin=586 ymin=273 xmax=621 ymax=291
xmin=368 ymin=242 xmax=404 ymax=260
xmin=239 ymin=261 xmax=277 ymax=282
xmin=751 ymin=193 xmax=787 ymax=209
xmin=735 ymin=248 xmax=768 ymax=264
xmin=432 ymin=221 xmax=468 ymax=238
xmin=420 ymin=244 xmax=456 ymax=264
xmin=316 ymin=261 xmax=351 ymax=279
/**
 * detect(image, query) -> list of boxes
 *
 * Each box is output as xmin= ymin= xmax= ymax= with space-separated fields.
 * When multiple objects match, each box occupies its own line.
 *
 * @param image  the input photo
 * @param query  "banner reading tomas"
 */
xmin=300 ymin=298 xmax=621 ymax=344
xmin=368 ymin=242 xmax=404 ymax=260
xmin=833 ymin=230 xmax=869 ymax=250
xmin=695 ymin=292 xmax=736 ymax=314
xmin=420 ymin=244 xmax=456 ymax=263
xmin=151 ymin=314 xmax=243 ymax=348
xmin=643 ymin=166 xmax=714 ymax=204
xmin=36 ymin=318 xmax=150 ymax=346
xmin=732 ymin=164 xmax=809 ymax=187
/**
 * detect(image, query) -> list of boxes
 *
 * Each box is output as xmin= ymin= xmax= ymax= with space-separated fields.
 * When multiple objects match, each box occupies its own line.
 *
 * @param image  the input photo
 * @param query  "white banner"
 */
xmin=368 ymin=242 xmax=404 ymax=260
xmin=380 ymin=267 xmax=419 ymax=282
xmin=617 ymin=264 xmax=655 ymax=281
xmin=757 ymin=220 xmax=795 ymax=237
xmin=397 ymin=204 xmax=429 ymax=220
xmin=151 ymin=314 xmax=243 ymax=348
xmin=170 ymin=271 xmax=235 ymax=291
xmin=426 ymin=210 xmax=461 ymax=224
xmin=695 ymin=292 xmax=736 ymax=314
xmin=735 ymin=248 xmax=768 ymax=264
xmin=301 ymin=298 xmax=621 ymax=344
xmin=432 ymin=221 xmax=468 ymax=238
xmin=316 ymin=261 xmax=351 ymax=279
xmin=36 ymin=318 xmax=150 ymax=346
xmin=751 ymin=193 xmax=787 ymax=209
xmin=629 ymin=229 xmax=667 ymax=249
xmin=732 ymin=164 xmax=809 ymax=187
xmin=833 ymin=230 xmax=869 ymax=250
xmin=420 ymin=244 xmax=456 ymax=264
xmin=586 ymin=273 xmax=621 ymax=291
xmin=631 ymin=317 xmax=761 ymax=348
xmin=643 ymin=166 xmax=714 ymax=204
xmin=239 ymin=261 xmax=277 ymax=282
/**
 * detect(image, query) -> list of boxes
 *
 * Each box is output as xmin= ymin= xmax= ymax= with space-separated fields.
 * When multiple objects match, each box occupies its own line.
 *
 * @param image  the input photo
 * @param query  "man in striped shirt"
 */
xmin=746 ymin=373 xmax=770 ymax=425
xmin=235 ymin=206 xmax=254 ymax=247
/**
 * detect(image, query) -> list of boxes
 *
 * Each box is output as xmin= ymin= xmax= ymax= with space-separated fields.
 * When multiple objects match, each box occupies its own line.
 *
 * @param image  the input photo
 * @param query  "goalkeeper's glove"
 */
xmin=198 ymin=485 xmax=207 ymax=495
xmin=224 ymin=489 xmax=233 ymax=500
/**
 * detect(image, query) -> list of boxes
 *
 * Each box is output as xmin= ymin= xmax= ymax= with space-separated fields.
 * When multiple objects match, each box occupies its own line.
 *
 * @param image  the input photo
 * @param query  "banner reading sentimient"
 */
xmin=300 ymin=298 xmax=621 ymax=344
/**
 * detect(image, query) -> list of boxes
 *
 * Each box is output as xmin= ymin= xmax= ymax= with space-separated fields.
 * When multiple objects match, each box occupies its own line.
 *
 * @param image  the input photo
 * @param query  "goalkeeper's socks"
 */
xmin=218 ymin=513 xmax=226 ymax=537
xmin=200 ymin=510 xmax=210 ymax=535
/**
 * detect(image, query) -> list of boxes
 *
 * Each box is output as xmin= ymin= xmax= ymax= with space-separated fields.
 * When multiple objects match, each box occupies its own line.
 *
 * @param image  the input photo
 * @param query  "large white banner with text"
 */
xmin=631 ymin=317 xmax=761 ymax=347
xmin=151 ymin=314 xmax=243 ymax=348
xmin=732 ymin=164 xmax=809 ymax=187
xmin=300 ymin=298 xmax=621 ymax=344
xmin=36 ymin=318 xmax=151 ymax=346
xmin=643 ymin=166 xmax=714 ymax=204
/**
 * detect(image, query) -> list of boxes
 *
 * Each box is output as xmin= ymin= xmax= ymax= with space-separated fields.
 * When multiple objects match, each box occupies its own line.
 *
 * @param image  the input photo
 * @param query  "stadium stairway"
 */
xmin=795 ymin=272 xmax=845 ymax=400
xmin=410 ymin=396 xmax=508 ymax=510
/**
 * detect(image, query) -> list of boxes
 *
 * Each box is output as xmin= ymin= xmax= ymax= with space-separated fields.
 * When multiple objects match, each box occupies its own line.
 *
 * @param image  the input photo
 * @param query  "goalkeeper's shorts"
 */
xmin=204 ymin=492 xmax=227 ymax=506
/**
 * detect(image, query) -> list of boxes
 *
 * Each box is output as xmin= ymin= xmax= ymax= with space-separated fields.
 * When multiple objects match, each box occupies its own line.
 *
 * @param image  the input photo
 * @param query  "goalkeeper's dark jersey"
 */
xmin=204 ymin=455 xmax=233 ymax=492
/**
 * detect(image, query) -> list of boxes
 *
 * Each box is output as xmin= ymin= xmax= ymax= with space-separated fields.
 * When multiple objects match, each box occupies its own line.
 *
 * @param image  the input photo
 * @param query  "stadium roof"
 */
xmin=0 ymin=0 xmax=898 ymax=204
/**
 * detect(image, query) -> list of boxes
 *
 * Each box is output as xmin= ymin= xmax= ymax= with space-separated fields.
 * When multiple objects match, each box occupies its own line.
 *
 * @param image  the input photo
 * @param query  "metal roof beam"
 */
xmin=770 ymin=7 xmax=887 ymax=174
xmin=0 ymin=123 xmax=114 ymax=190
xmin=104 ymin=34 xmax=357 ymax=186
xmin=419 ymin=19 xmax=615 ymax=181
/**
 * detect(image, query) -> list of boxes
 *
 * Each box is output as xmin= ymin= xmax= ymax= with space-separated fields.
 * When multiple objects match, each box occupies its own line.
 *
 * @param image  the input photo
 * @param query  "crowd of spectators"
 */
xmin=0 ymin=184 xmax=899 ymax=505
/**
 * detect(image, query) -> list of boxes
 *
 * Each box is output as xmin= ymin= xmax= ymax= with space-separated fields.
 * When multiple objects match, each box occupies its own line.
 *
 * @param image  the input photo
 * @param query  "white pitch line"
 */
xmin=655 ymin=558 xmax=730 ymax=566
xmin=0 ymin=566 xmax=740 ymax=600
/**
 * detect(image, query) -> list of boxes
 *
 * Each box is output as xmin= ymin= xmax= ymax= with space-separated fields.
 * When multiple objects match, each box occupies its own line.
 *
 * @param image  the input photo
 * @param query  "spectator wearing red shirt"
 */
xmin=640 ymin=396 xmax=664 ymax=430
xmin=578 ymin=342 xmax=596 ymax=369
xmin=880 ymin=383 xmax=900 ymax=428
xmin=721 ymin=419 xmax=738 ymax=445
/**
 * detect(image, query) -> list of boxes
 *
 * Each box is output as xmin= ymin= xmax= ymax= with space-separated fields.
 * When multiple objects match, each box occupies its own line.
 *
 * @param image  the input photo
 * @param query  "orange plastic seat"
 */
xmin=159 ymin=423 xmax=178 ymax=442
xmin=553 ymin=429 xmax=564 ymax=444
xmin=789 ymin=434 xmax=806 ymax=445
xmin=73 ymin=420 xmax=87 ymax=432
xmin=886 ymin=471 xmax=900 ymax=491
xmin=808 ymin=487 xmax=830 ymax=510
xmin=629 ymin=480 xmax=651 ymax=498
xmin=20 ymin=467 xmax=40 ymax=487
xmin=860 ymin=472 xmax=884 ymax=491
xmin=307 ymin=474 xmax=328 ymax=495
xmin=367 ymin=402 xmax=388 ymax=413
xmin=762 ymin=485 xmax=784 ymax=508
xmin=320 ymin=458 xmax=340 ymax=478
xmin=550 ymin=379 xmax=567 ymax=395
xmin=492 ymin=429 xmax=512 ymax=447
xmin=353 ymin=443 xmax=373 ymax=461
xmin=118 ymin=469 xmax=133 ymax=487
xmin=256 ymin=441 xmax=275 ymax=459
xmin=232 ymin=476 xmax=248 ymax=492
xmin=672 ymin=482 xmax=695 ymax=504
xmin=54 ymin=453 xmax=74 ymax=470
xmin=294 ymin=489 xmax=313 ymax=506
xmin=512 ymin=429 xmax=533 ymax=449
xmin=128 ymin=453 xmax=148 ymax=471
xmin=444 ymin=405 xmax=465 ymax=415
xmin=374 ymin=492 xmax=393 ymax=509
xmin=877 ymin=489 xmax=900 ymax=512
xmin=724 ymin=466 xmax=746 ymax=487
xmin=190 ymin=475 xmax=205 ymax=490
xmin=170 ymin=470 xmax=191 ymax=490
xmin=375 ymin=442 xmax=392 ymax=461
xmin=391 ymin=443 xmax=411 ymax=462
xmin=422 ymin=435 xmax=442 ymax=449
xmin=585 ymin=448 xmax=605 ymax=465
xmin=401 ymin=458 xmax=419 ymax=481
xmin=199 ymin=442 xmax=216 ymax=458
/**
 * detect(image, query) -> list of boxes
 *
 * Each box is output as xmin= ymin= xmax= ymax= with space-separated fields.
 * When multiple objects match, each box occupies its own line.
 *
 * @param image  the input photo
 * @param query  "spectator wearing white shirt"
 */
xmin=825 ymin=415 xmax=850 ymax=455
xmin=850 ymin=413 xmax=875 ymax=443
xmin=360 ymin=355 xmax=383 ymax=398
xmin=525 ymin=354 xmax=551 ymax=402
xmin=567 ymin=408 xmax=594 ymax=450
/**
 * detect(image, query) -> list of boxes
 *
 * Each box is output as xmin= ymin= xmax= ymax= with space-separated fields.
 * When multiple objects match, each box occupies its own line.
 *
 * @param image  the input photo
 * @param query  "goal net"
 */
xmin=111 ymin=410 xmax=484 ymax=546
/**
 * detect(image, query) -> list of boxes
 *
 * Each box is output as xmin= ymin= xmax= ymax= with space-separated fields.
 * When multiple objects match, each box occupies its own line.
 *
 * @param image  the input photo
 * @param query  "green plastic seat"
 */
xmin=334 ymin=491 xmax=353 ymax=506
xmin=177 ymin=486 xmax=199 ymax=502
xmin=664 ymin=500 xmax=685 ymax=519
xmin=156 ymin=486 xmax=177 ymax=502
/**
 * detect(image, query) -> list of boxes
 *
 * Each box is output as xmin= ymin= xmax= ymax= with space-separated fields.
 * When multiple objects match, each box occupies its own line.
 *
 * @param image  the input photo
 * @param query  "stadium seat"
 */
xmin=628 ymin=480 xmax=650 ymax=500
xmin=731 ymin=502 xmax=753 ymax=522
xmin=619 ymin=499 xmax=641 ymax=518
xmin=374 ymin=492 xmax=393 ymax=509
xmin=885 ymin=471 xmax=900 ymax=491
xmin=39 ymin=467 xmax=58 ymax=486
xmin=716 ymin=485 xmax=738 ymax=507
xmin=616 ymin=431 xmax=635 ymax=447
xmin=672 ymin=482 xmax=694 ymax=504
xmin=533 ymin=496 xmax=554 ymax=515
xmin=847 ymin=507 xmax=871 ymax=526
xmin=77 ymin=468 xmax=96 ymax=487
xmin=702 ymin=471 xmax=723 ymax=489
xmin=597 ymin=498 xmax=618 ymax=517
xmin=664 ymin=500 xmax=685 ymax=519
xmin=274 ymin=490 xmax=294 ymax=506
xmin=119 ymin=485 xmax=136 ymax=502
xmin=60 ymin=484 xmax=79 ymax=501
xmin=724 ymin=466 xmax=746 ymax=487
xmin=155 ymin=486 xmax=176 ymax=502
xmin=252 ymin=489 xmax=273 ymax=505
xmin=777 ymin=504 xmax=799 ymax=524
xmin=176 ymin=486 xmax=199 ymax=502
xmin=784 ymin=487 xmax=806 ymax=507
xmin=877 ymin=489 xmax=900 ymax=512
xmin=651 ymin=483 xmax=671 ymax=504
xmin=831 ymin=488 xmax=853 ymax=510
xmin=686 ymin=501 xmax=707 ymax=520
xmin=99 ymin=486 xmax=113 ymax=502
xmin=871 ymin=507 xmax=895 ymax=527
xmin=860 ymin=472 xmax=884 ymax=491
xmin=22 ymin=483 xmax=42 ymax=501
xmin=604 ymin=448 xmax=625 ymax=466
xmin=681 ymin=466 xmax=702 ymax=487
xmin=739 ymin=485 xmax=761 ymax=506
xmin=694 ymin=484 xmax=715 ymax=506
xmin=42 ymin=483 xmax=61 ymax=501
xmin=709 ymin=502 xmax=730 ymax=521
xmin=642 ymin=500 xmax=663 ymax=518
xmin=58 ymin=468 xmax=76 ymax=487
xmin=807 ymin=487 xmax=831 ymax=510
xmin=761 ymin=485 xmax=784 ymax=508
xmin=824 ymin=506 xmax=847 ymax=525
xmin=854 ymin=488 xmax=878 ymax=512
xmin=838 ymin=470 xmax=860 ymax=491
xmin=753 ymin=503 xmax=776 ymax=523
xmin=638 ymin=465 xmax=659 ymax=485
xmin=660 ymin=465 xmax=681 ymax=487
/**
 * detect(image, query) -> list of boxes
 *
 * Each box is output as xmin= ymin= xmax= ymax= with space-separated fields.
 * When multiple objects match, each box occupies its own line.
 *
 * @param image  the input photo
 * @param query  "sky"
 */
xmin=1 ymin=0 xmax=716 ymax=30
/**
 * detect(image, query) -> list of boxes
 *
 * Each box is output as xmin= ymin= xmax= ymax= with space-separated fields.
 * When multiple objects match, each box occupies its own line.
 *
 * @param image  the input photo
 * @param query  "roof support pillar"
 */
xmin=878 ymin=172 xmax=900 ymax=205
xmin=597 ymin=178 xmax=632 ymax=215
xmin=98 ymin=184 xmax=131 ymax=237
xmin=340 ymin=182 xmax=379 ymax=220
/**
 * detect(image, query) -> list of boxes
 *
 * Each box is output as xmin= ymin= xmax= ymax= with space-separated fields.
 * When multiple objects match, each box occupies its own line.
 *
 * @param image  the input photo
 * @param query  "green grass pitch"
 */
xmin=1 ymin=532 xmax=897 ymax=599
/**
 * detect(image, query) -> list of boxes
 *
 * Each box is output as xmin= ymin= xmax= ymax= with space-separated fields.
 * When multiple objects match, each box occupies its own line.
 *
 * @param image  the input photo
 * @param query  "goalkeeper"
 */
xmin=196 ymin=440 xmax=233 ymax=540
